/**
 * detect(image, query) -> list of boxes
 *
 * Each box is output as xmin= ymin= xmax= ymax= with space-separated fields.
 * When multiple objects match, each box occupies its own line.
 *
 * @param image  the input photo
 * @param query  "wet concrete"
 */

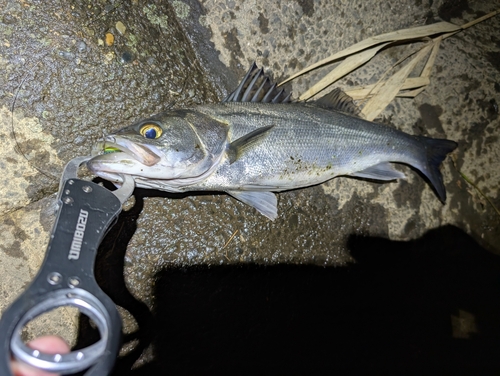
xmin=1 ymin=0 xmax=220 ymax=211
xmin=1 ymin=0 xmax=499 ymax=372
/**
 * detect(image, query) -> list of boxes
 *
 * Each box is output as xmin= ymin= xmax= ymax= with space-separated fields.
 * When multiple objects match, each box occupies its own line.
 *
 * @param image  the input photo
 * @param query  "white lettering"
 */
xmin=68 ymin=209 xmax=89 ymax=260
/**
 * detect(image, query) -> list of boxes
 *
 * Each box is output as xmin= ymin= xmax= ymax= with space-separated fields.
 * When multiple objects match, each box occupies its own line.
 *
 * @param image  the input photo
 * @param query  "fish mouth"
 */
xmin=91 ymin=136 xmax=161 ymax=166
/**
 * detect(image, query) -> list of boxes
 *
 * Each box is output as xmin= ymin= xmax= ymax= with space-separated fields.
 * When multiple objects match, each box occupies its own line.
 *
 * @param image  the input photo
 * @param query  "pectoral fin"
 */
xmin=227 ymin=190 xmax=278 ymax=220
xmin=350 ymin=162 xmax=406 ymax=181
xmin=227 ymin=125 xmax=275 ymax=163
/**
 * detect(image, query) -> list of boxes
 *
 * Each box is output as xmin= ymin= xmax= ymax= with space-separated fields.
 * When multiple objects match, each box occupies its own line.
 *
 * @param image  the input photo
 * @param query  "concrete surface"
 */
xmin=0 ymin=0 xmax=499 ymax=371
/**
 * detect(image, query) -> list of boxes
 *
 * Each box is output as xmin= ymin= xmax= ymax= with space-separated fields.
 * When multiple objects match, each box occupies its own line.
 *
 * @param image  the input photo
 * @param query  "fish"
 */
xmin=88 ymin=63 xmax=458 ymax=220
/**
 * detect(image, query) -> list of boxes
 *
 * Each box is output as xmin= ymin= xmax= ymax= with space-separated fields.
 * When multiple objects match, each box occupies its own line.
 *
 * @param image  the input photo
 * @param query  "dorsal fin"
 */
xmin=313 ymin=88 xmax=361 ymax=117
xmin=223 ymin=62 xmax=292 ymax=104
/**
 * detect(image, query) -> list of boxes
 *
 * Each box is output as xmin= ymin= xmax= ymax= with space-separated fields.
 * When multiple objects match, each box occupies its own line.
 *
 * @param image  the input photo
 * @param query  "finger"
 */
xmin=27 ymin=336 xmax=70 ymax=354
xmin=11 ymin=336 xmax=69 ymax=376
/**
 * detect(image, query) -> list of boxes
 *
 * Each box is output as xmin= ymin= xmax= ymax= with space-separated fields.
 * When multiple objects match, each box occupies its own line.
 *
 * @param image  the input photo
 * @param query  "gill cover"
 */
xmin=144 ymin=109 xmax=229 ymax=178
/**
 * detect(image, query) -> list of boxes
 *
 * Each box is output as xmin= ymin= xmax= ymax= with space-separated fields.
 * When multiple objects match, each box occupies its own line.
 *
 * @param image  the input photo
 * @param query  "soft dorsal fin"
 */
xmin=223 ymin=62 xmax=292 ymax=104
xmin=313 ymin=88 xmax=361 ymax=117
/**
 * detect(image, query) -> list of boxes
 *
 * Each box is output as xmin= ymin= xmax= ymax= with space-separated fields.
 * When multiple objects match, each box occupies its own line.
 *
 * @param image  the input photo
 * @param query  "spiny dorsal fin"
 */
xmin=223 ymin=62 xmax=292 ymax=104
xmin=313 ymin=88 xmax=361 ymax=117
xmin=227 ymin=125 xmax=275 ymax=163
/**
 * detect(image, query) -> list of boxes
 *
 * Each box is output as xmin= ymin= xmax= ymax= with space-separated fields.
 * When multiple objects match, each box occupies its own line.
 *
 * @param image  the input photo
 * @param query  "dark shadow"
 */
xmin=74 ymin=213 xmax=500 ymax=375
xmin=121 ymin=225 xmax=500 ymax=375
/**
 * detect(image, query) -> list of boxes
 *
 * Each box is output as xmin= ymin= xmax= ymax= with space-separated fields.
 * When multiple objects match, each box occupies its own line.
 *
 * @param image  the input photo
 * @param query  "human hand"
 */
xmin=10 ymin=336 xmax=70 ymax=376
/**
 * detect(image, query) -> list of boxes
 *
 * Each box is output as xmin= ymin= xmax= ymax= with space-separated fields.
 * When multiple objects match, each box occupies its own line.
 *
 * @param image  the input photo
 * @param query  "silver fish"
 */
xmin=88 ymin=63 xmax=457 ymax=219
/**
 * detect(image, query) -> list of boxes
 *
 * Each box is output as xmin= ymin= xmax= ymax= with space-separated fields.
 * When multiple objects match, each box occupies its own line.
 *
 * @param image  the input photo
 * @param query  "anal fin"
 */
xmin=227 ymin=190 xmax=278 ymax=220
xmin=349 ymin=162 xmax=406 ymax=181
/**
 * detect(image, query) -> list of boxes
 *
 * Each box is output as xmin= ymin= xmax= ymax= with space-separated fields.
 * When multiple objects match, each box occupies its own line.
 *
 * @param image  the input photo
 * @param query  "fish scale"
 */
xmin=192 ymin=102 xmax=424 ymax=191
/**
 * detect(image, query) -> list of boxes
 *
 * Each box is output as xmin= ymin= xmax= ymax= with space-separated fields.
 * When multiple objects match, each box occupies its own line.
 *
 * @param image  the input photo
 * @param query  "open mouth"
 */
xmin=92 ymin=137 xmax=161 ymax=166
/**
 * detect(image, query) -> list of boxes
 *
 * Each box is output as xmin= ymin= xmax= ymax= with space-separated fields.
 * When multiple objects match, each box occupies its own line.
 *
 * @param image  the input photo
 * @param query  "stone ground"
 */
xmin=0 ymin=0 xmax=499 ymax=372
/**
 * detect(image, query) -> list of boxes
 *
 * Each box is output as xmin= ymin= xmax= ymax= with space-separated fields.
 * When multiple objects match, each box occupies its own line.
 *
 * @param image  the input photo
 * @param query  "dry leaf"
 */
xmin=298 ymin=42 xmax=391 ymax=101
xmin=345 ymin=77 xmax=430 ymax=99
xmin=362 ymin=43 xmax=433 ymax=120
xmin=280 ymin=9 xmax=499 ymax=114
xmin=280 ymin=21 xmax=460 ymax=85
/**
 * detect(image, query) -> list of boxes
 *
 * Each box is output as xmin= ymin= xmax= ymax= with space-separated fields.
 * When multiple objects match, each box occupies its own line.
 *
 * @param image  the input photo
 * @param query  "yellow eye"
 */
xmin=140 ymin=123 xmax=163 ymax=139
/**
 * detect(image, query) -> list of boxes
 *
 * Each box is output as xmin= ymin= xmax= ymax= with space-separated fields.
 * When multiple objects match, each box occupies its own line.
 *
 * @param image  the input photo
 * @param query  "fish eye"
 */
xmin=140 ymin=123 xmax=163 ymax=139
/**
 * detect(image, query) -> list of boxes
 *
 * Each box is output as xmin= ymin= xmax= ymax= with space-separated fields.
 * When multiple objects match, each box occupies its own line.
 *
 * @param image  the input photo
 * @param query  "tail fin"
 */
xmin=416 ymin=136 xmax=457 ymax=203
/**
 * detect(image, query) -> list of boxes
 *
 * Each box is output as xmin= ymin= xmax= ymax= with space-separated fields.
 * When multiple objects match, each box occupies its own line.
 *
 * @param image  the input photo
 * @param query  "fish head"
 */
xmin=88 ymin=113 xmax=219 ymax=183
